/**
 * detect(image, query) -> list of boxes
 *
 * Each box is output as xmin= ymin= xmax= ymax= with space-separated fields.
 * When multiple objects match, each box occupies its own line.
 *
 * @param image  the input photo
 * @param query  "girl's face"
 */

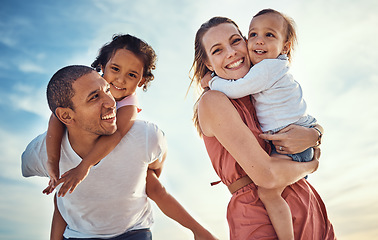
xmin=102 ymin=49 xmax=145 ymax=101
xmin=202 ymin=23 xmax=251 ymax=80
xmin=247 ymin=13 xmax=289 ymax=65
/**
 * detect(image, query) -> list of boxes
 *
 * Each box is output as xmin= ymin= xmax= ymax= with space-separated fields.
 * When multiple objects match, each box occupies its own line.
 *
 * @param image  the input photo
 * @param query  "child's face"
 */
xmin=102 ymin=49 xmax=145 ymax=101
xmin=247 ymin=13 xmax=289 ymax=65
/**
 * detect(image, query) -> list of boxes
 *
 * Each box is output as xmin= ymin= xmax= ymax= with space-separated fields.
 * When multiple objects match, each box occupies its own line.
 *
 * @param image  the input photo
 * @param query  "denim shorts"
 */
xmin=270 ymin=142 xmax=313 ymax=162
xmin=63 ymin=228 xmax=152 ymax=240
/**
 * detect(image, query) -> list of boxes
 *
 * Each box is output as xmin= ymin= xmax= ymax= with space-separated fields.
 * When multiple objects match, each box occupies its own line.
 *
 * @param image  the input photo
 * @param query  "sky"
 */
xmin=1 ymin=0 xmax=378 ymax=239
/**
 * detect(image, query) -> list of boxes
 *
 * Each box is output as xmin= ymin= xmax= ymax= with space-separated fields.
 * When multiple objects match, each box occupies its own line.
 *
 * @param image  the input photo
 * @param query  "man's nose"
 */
xmin=103 ymin=92 xmax=116 ymax=109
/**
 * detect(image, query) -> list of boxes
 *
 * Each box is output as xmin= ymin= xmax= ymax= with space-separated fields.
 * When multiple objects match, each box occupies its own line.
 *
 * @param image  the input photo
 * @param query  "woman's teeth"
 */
xmin=227 ymin=58 xmax=244 ymax=69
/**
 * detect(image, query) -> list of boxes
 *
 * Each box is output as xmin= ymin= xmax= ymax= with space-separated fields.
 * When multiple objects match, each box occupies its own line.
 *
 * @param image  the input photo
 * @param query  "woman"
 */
xmin=189 ymin=17 xmax=335 ymax=239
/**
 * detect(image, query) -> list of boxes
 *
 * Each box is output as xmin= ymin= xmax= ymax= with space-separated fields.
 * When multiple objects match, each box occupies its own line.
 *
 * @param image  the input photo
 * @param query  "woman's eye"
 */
xmin=212 ymin=48 xmax=221 ymax=55
xmin=232 ymin=38 xmax=241 ymax=45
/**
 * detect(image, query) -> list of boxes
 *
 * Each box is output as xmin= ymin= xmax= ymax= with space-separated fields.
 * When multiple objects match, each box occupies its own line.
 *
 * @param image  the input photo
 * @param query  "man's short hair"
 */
xmin=47 ymin=65 xmax=94 ymax=115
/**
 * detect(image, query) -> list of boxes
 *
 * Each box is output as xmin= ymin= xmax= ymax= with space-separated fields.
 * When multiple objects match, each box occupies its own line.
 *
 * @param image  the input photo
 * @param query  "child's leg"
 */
xmin=258 ymin=186 xmax=294 ymax=240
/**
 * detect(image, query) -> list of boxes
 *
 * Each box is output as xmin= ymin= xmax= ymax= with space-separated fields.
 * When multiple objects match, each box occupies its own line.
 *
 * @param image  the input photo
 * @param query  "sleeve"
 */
xmin=116 ymin=93 xmax=139 ymax=110
xmin=208 ymin=59 xmax=283 ymax=99
xmin=21 ymin=132 xmax=49 ymax=178
xmin=145 ymin=122 xmax=167 ymax=164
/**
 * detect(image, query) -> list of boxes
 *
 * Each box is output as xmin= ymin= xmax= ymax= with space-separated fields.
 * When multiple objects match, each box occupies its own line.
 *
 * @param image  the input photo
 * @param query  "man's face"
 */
xmin=70 ymin=71 xmax=117 ymax=136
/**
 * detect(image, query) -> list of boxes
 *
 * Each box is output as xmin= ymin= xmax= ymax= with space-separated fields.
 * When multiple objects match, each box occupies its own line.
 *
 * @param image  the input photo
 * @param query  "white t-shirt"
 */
xmin=21 ymin=120 xmax=167 ymax=238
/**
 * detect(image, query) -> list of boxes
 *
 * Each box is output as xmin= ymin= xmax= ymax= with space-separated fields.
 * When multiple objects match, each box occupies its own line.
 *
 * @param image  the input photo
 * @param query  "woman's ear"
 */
xmin=55 ymin=107 xmax=74 ymax=126
xmin=138 ymin=77 xmax=146 ymax=87
xmin=205 ymin=62 xmax=214 ymax=72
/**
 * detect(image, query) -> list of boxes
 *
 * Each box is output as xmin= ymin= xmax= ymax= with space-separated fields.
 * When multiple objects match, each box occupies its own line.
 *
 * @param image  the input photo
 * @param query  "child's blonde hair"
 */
xmin=253 ymin=9 xmax=297 ymax=62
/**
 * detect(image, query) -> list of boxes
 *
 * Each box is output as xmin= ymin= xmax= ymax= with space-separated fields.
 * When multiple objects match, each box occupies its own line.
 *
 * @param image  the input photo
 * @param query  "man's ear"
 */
xmin=138 ymin=77 xmax=146 ymax=87
xmin=55 ymin=107 xmax=74 ymax=126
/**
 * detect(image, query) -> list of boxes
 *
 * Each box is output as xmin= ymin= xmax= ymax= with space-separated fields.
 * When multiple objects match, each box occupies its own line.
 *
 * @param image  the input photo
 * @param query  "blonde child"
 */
xmin=45 ymin=34 xmax=217 ymax=240
xmin=203 ymin=9 xmax=323 ymax=240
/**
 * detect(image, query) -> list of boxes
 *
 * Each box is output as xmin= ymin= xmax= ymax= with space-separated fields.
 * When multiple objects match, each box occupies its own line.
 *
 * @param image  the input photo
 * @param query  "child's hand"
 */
xmin=42 ymin=178 xmax=57 ymax=195
xmin=56 ymin=164 xmax=90 ymax=197
xmin=200 ymin=72 xmax=213 ymax=89
xmin=46 ymin=159 xmax=60 ymax=187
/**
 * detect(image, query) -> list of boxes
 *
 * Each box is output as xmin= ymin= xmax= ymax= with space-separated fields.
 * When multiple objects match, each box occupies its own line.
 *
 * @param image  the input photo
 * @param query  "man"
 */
xmin=21 ymin=65 xmax=166 ymax=239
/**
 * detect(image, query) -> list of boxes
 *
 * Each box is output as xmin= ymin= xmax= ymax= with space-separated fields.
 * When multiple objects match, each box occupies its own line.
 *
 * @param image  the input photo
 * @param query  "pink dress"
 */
xmin=203 ymin=96 xmax=335 ymax=240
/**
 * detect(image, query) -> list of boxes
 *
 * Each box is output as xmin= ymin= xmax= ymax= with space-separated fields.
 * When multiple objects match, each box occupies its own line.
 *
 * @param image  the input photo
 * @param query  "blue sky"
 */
xmin=1 ymin=0 xmax=378 ymax=239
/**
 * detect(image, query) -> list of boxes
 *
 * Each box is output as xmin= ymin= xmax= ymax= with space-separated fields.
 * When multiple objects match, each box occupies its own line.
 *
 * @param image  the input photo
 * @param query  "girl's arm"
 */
xmin=46 ymin=114 xmax=65 ymax=190
xmin=198 ymin=91 xmax=318 ymax=189
xmin=50 ymin=195 xmax=66 ymax=240
xmin=56 ymin=105 xmax=137 ymax=197
xmin=146 ymin=170 xmax=218 ymax=240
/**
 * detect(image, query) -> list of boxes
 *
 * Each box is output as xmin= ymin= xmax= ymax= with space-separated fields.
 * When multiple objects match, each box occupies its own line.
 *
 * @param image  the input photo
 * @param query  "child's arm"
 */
xmin=45 ymin=114 xmax=65 ymax=192
xmin=50 ymin=195 xmax=66 ymax=240
xmin=209 ymin=59 xmax=283 ymax=99
xmin=146 ymin=170 xmax=218 ymax=240
xmin=56 ymin=105 xmax=137 ymax=197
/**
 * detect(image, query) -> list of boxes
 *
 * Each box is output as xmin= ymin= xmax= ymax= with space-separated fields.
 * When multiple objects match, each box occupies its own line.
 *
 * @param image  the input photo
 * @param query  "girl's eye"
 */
xmin=129 ymin=73 xmax=137 ymax=78
xmin=111 ymin=66 xmax=119 ymax=72
xmin=266 ymin=33 xmax=275 ymax=38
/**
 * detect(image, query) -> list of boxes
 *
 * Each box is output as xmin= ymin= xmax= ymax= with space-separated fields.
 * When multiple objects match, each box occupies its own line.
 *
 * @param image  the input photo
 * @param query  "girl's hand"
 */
xmin=200 ymin=72 xmax=213 ymax=89
xmin=44 ymin=159 xmax=60 ymax=194
xmin=259 ymin=124 xmax=319 ymax=154
xmin=55 ymin=164 xmax=90 ymax=197
xmin=193 ymin=229 xmax=219 ymax=240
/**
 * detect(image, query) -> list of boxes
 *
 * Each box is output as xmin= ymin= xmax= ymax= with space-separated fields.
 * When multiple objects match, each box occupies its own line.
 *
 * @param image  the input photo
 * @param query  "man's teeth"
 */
xmin=228 ymin=59 xmax=243 ymax=69
xmin=102 ymin=112 xmax=116 ymax=120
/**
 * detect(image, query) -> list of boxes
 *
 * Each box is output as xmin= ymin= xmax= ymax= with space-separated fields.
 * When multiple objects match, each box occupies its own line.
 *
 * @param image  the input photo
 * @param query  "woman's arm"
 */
xmin=56 ymin=105 xmax=137 ymax=197
xmin=50 ymin=195 xmax=66 ymax=240
xmin=198 ymin=91 xmax=318 ymax=189
xmin=259 ymin=124 xmax=323 ymax=155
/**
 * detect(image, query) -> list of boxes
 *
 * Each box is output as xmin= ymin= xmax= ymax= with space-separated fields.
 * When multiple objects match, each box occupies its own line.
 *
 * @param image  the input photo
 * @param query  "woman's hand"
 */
xmin=259 ymin=124 xmax=320 ymax=154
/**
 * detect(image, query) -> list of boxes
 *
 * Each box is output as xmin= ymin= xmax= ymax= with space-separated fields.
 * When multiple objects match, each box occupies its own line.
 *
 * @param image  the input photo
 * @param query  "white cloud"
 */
xmin=18 ymin=62 xmax=46 ymax=74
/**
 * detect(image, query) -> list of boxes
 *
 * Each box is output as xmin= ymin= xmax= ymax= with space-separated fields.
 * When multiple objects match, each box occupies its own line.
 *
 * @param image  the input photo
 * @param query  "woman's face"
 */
xmin=202 ymin=23 xmax=251 ymax=80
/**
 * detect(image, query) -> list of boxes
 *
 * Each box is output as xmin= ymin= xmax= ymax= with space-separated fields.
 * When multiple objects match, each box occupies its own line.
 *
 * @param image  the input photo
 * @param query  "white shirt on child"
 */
xmin=21 ymin=120 xmax=167 ymax=238
xmin=209 ymin=55 xmax=315 ymax=132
